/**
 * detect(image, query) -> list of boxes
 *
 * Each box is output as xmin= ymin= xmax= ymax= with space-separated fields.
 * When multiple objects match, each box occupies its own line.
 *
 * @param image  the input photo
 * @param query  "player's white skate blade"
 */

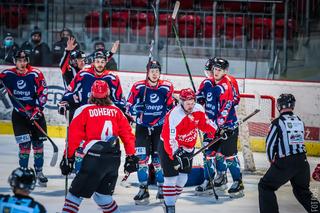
xmin=37 ymin=181 xmax=47 ymax=187
xmin=229 ymin=190 xmax=244 ymax=198
xmin=135 ymin=198 xmax=150 ymax=205
xmin=195 ymin=190 xmax=214 ymax=196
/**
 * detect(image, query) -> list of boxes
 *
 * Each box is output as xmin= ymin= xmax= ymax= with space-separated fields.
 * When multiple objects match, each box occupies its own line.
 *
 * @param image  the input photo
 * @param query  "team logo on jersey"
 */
xmin=207 ymin=92 xmax=213 ymax=102
xmin=221 ymin=110 xmax=228 ymax=117
xmin=287 ymin=122 xmax=293 ymax=128
xmin=17 ymin=80 xmax=26 ymax=89
xmin=150 ymin=93 xmax=159 ymax=103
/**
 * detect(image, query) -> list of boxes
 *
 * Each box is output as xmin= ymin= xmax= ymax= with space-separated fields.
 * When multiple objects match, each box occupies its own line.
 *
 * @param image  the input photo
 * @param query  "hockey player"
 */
xmin=259 ymin=94 xmax=320 ymax=213
xmin=57 ymin=39 xmax=120 ymax=121
xmin=196 ymin=57 xmax=243 ymax=197
xmin=58 ymin=36 xmax=87 ymax=88
xmin=159 ymin=88 xmax=218 ymax=212
xmin=0 ymin=50 xmax=49 ymax=187
xmin=60 ymin=80 xmax=139 ymax=213
xmin=126 ymin=60 xmax=174 ymax=205
xmin=59 ymin=48 xmax=126 ymax=121
xmin=0 ymin=167 xmax=46 ymax=212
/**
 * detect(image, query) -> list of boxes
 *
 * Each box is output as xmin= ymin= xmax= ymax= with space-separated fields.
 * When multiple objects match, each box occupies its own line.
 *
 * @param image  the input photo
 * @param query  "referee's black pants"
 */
xmin=258 ymin=153 xmax=319 ymax=213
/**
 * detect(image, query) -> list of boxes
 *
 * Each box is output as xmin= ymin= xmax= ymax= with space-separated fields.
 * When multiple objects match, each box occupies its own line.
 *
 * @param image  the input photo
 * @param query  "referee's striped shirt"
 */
xmin=266 ymin=111 xmax=306 ymax=162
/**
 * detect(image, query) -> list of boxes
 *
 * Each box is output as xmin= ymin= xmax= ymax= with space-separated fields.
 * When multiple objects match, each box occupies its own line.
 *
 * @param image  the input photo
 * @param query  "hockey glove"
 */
xmin=30 ymin=107 xmax=43 ymax=121
xmin=133 ymin=103 xmax=146 ymax=113
xmin=312 ymin=163 xmax=320 ymax=182
xmin=124 ymin=155 xmax=139 ymax=174
xmin=57 ymin=101 xmax=69 ymax=115
xmin=173 ymin=148 xmax=191 ymax=171
xmin=216 ymin=127 xmax=234 ymax=139
xmin=60 ymin=156 xmax=75 ymax=176
xmin=72 ymin=91 xmax=82 ymax=104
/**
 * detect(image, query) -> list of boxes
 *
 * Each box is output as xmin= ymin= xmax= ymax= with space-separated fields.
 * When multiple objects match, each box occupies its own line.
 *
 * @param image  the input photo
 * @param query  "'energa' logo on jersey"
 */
xmin=207 ymin=92 xmax=213 ymax=102
xmin=150 ymin=93 xmax=159 ymax=103
xmin=17 ymin=80 xmax=26 ymax=89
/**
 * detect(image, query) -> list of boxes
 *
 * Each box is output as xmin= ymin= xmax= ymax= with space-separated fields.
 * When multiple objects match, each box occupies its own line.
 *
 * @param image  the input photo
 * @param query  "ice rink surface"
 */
xmin=0 ymin=134 xmax=319 ymax=213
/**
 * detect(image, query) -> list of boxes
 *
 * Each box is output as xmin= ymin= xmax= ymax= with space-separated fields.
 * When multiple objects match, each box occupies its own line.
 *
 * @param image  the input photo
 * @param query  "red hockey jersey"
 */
xmin=66 ymin=104 xmax=135 ymax=158
xmin=161 ymin=103 xmax=218 ymax=160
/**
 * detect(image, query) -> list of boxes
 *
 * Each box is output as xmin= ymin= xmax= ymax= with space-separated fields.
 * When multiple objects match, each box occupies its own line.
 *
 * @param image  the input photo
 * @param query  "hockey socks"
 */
xmin=93 ymin=192 xmax=119 ymax=213
xmin=62 ymin=192 xmax=82 ymax=213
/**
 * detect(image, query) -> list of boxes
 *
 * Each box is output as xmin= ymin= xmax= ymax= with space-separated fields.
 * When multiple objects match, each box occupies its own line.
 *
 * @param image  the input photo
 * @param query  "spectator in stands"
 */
xmin=21 ymin=26 xmax=52 ymax=67
xmin=86 ymin=38 xmax=118 ymax=70
xmin=0 ymin=32 xmax=19 ymax=65
xmin=52 ymin=27 xmax=80 ymax=66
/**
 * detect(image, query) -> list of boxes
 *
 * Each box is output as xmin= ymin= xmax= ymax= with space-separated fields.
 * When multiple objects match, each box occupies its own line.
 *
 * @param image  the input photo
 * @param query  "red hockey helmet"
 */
xmin=91 ymin=80 xmax=110 ymax=98
xmin=179 ymin=88 xmax=196 ymax=101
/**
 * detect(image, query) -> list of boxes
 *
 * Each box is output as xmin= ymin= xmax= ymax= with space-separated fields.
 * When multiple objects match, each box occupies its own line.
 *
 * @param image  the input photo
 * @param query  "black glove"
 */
xmin=29 ymin=107 xmax=43 ymax=121
xmin=124 ymin=155 xmax=139 ymax=174
xmin=57 ymin=101 xmax=69 ymax=115
xmin=59 ymin=156 xmax=75 ymax=176
xmin=173 ymin=148 xmax=191 ymax=171
xmin=216 ymin=127 xmax=234 ymax=139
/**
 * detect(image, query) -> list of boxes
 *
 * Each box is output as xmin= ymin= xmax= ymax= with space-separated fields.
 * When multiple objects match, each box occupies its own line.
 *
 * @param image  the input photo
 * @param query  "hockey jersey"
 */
xmin=161 ymin=103 xmax=217 ymax=160
xmin=0 ymin=194 xmax=46 ymax=213
xmin=0 ymin=65 xmax=48 ymax=115
xmin=66 ymin=104 xmax=135 ymax=158
xmin=197 ymin=74 xmax=239 ymax=129
xmin=61 ymin=65 xmax=126 ymax=111
xmin=127 ymin=79 xmax=174 ymax=127
xmin=59 ymin=50 xmax=82 ymax=87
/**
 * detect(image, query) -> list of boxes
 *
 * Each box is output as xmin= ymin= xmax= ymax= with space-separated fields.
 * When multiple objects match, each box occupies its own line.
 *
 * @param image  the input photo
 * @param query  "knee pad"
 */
xmin=215 ymin=153 xmax=227 ymax=172
xmin=137 ymin=154 xmax=149 ymax=169
xmin=226 ymin=155 xmax=240 ymax=168
xmin=19 ymin=142 xmax=31 ymax=152
xmin=203 ymin=156 xmax=216 ymax=180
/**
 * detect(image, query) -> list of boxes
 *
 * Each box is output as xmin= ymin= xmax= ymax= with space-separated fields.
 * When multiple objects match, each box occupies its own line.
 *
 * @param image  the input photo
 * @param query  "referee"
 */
xmin=258 ymin=93 xmax=319 ymax=213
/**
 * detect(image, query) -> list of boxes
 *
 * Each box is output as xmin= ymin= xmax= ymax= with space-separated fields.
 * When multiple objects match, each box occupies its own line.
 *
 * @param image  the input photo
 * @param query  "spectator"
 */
xmin=0 ymin=32 xmax=19 ymax=65
xmin=86 ymin=39 xmax=118 ymax=70
xmin=21 ymin=26 xmax=52 ymax=67
xmin=52 ymin=27 xmax=80 ymax=65
xmin=0 ymin=167 xmax=47 ymax=212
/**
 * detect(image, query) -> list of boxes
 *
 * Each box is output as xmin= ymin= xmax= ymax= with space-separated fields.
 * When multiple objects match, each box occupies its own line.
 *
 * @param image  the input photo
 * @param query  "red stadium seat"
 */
xmin=252 ymin=17 xmax=272 ymax=40
xmin=159 ymin=0 xmax=170 ymax=9
xmin=223 ymin=2 xmax=242 ymax=12
xmin=132 ymin=0 xmax=148 ymax=8
xmin=275 ymin=18 xmax=295 ymax=40
xmin=276 ymin=3 xmax=285 ymax=13
xmin=247 ymin=2 xmax=266 ymax=13
xmin=158 ymin=13 xmax=173 ymax=37
xmin=178 ymin=14 xmax=201 ymax=38
xmin=225 ymin=16 xmax=249 ymax=40
xmin=200 ymin=0 xmax=214 ymax=11
xmin=179 ymin=0 xmax=194 ymax=10
xmin=5 ymin=6 xmax=27 ymax=29
xmin=203 ymin=15 xmax=224 ymax=38
xmin=85 ymin=11 xmax=100 ymax=33
xmin=111 ymin=11 xmax=129 ymax=34
xmin=109 ymin=0 xmax=126 ymax=7
xmin=131 ymin=12 xmax=154 ymax=36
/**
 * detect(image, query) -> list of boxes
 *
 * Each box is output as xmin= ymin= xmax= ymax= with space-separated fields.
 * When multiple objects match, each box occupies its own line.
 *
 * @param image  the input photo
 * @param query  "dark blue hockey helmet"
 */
xmin=93 ymin=50 xmax=107 ymax=60
xmin=147 ymin=60 xmax=161 ymax=72
xmin=8 ymin=167 xmax=36 ymax=191
xmin=277 ymin=93 xmax=296 ymax=111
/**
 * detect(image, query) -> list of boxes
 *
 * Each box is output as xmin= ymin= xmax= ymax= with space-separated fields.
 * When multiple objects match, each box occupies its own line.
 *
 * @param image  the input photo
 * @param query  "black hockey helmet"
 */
xmin=212 ymin=57 xmax=229 ymax=70
xmin=70 ymin=50 xmax=86 ymax=67
xmin=13 ymin=50 xmax=30 ymax=64
xmin=8 ymin=167 xmax=36 ymax=191
xmin=147 ymin=60 xmax=161 ymax=72
xmin=93 ymin=50 xmax=107 ymax=60
xmin=204 ymin=57 xmax=215 ymax=71
xmin=277 ymin=93 xmax=296 ymax=111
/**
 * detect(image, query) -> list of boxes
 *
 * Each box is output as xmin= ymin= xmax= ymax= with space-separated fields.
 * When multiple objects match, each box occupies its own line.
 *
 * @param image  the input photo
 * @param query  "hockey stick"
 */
xmin=0 ymin=81 xmax=58 ymax=167
xmin=120 ymin=172 xmax=131 ymax=188
xmin=0 ymin=87 xmax=11 ymax=109
xmin=171 ymin=1 xmax=196 ymax=92
xmin=64 ymin=110 xmax=70 ymax=197
xmin=191 ymin=109 xmax=260 ymax=160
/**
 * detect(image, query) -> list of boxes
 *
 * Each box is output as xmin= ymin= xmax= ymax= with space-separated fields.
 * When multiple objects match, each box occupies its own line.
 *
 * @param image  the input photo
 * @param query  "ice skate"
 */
xmin=134 ymin=185 xmax=150 ymax=205
xmin=228 ymin=180 xmax=244 ymax=198
xmin=162 ymin=203 xmax=175 ymax=213
xmin=194 ymin=180 xmax=213 ymax=195
xmin=214 ymin=172 xmax=228 ymax=191
xmin=36 ymin=171 xmax=48 ymax=187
